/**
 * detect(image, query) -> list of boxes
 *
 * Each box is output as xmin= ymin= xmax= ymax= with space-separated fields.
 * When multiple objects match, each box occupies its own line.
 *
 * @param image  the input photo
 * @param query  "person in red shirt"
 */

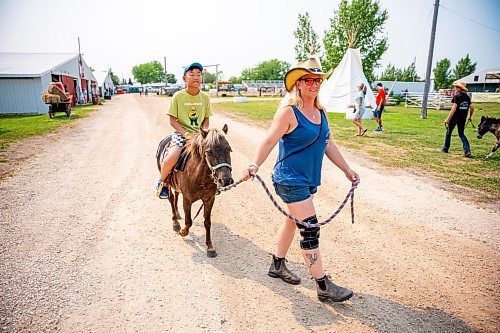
xmin=373 ymin=82 xmax=386 ymax=132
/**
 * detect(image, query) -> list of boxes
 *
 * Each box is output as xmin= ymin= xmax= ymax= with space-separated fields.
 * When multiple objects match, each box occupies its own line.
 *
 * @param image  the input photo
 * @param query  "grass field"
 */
xmin=214 ymin=99 xmax=500 ymax=200
xmin=0 ymin=104 xmax=99 ymax=156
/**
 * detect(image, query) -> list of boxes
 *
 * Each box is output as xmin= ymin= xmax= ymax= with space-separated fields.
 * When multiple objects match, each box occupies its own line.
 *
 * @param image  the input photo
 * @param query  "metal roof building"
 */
xmin=94 ymin=70 xmax=115 ymax=96
xmin=0 ymin=53 xmax=97 ymax=114
xmin=456 ymin=68 xmax=500 ymax=93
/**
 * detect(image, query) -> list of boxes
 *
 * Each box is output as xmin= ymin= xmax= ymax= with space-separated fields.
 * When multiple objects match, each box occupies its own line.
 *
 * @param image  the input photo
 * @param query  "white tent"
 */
xmin=319 ymin=48 xmax=376 ymax=119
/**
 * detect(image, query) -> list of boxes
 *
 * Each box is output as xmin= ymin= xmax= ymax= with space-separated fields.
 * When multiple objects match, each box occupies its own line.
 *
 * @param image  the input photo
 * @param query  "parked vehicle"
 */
xmin=164 ymin=86 xmax=182 ymax=96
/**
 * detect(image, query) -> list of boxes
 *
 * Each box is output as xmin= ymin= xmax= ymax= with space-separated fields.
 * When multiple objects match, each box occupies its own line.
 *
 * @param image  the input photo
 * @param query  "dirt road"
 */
xmin=1 ymin=94 xmax=498 ymax=332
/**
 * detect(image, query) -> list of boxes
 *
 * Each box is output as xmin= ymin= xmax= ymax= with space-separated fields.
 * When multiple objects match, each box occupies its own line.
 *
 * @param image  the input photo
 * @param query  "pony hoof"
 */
xmin=207 ymin=250 xmax=217 ymax=258
xmin=179 ymin=229 xmax=189 ymax=237
xmin=173 ymin=223 xmax=181 ymax=232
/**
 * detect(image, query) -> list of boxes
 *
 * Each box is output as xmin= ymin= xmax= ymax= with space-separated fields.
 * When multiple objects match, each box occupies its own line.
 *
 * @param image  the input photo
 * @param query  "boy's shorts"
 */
xmin=373 ymin=105 xmax=385 ymax=118
xmin=169 ymin=132 xmax=187 ymax=148
xmin=159 ymin=132 xmax=186 ymax=164
xmin=273 ymin=183 xmax=317 ymax=204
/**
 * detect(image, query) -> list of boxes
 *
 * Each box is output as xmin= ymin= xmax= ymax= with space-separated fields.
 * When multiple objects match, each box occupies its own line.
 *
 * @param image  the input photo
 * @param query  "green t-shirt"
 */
xmin=167 ymin=89 xmax=212 ymax=132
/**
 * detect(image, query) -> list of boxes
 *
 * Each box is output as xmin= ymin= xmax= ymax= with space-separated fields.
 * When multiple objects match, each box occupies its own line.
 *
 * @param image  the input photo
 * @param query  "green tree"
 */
xmin=400 ymin=62 xmax=420 ymax=82
xmin=239 ymin=59 xmax=291 ymax=80
xmin=452 ymin=54 xmax=476 ymax=82
xmin=240 ymin=68 xmax=256 ymax=80
xmin=202 ymin=72 xmax=217 ymax=83
xmin=323 ymin=0 xmax=388 ymax=82
xmin=293 ymin=12 xmax=321 ymax=62
xmin=109 ymin=68 xmax=120 ymax=86
xmin=228 ymin=76 xmax=242 ymax=84
xmin=166 ymin=73 xmax=177 ymax=84
xmin=378 ymin=63 xmax=401 ymax=81
xmin=131 ymin=61 xmax=165 ymax=84
xmin=433 ymin=58 xmax=452 ymax=90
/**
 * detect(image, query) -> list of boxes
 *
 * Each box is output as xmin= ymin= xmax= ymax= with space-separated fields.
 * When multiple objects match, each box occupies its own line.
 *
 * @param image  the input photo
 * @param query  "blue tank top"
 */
xmin=272 ymin=105 xmax=331 ymax=187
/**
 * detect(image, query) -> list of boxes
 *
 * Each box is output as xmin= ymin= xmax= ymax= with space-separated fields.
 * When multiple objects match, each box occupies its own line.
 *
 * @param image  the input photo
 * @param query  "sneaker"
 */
xmin=316 ymin=275 xmax=353 ymax=303
xmin=268 ymin=255 xmax=301 ymax=285
xmin=374 ymin=127 xmax=382 ymax=132
xmin=464 ymin=151 xmax=472 ymax=158
xmin=156 ymin=179 xmax=169 ymax=199
xmin=441 ymin=148 xmax=449 ymax=153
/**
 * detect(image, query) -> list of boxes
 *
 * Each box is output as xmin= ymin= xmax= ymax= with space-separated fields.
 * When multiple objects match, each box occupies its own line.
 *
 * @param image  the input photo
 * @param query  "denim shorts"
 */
xmin=353 ymin=109 xmax=365 ymax=119
xmin=373 ymin=105 xmax=385 ymax=118
xmin=273 ymin=183 xmax=318 ymax=204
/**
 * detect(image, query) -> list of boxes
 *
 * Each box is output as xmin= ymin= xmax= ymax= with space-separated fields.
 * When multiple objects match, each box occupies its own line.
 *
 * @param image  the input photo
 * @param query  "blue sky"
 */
xmin=0 ymin=0 xmax=498 ymax=81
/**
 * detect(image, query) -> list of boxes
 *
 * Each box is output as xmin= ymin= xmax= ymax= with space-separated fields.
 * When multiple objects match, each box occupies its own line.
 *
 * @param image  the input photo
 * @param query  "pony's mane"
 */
xmin=185 ymin=129 xmax=225 ymax=158
xmin=484 ymin=116 xmax=500 ymax=123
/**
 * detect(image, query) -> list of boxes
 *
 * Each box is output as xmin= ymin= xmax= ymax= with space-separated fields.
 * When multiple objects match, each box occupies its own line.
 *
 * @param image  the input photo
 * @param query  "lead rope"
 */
xmin=217 ymin=174 xmax=359 ymax=227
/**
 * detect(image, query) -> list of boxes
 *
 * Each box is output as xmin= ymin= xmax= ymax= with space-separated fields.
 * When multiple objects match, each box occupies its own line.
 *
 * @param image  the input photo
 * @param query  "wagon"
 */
xmin=45 ymin=101 xmax=72 ymax=118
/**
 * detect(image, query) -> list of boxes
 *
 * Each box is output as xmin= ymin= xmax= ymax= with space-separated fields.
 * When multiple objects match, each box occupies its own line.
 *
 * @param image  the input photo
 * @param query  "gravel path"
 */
xmin=1 ymin=94 xmax=498 ymax=332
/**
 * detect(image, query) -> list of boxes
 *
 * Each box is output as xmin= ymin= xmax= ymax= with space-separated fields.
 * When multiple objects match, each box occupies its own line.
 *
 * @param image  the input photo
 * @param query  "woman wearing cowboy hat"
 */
xmin=442 ymin=81 xmax=474 ymax=157
xmin=242 ymin=58 xmax=358 ymax=303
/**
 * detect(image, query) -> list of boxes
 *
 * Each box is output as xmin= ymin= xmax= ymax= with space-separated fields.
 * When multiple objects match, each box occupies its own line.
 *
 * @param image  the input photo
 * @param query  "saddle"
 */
xmin=175 ymin=150 xmax=190 ymax=172
xmin=156 ymin=135 xmax=191 ymax=172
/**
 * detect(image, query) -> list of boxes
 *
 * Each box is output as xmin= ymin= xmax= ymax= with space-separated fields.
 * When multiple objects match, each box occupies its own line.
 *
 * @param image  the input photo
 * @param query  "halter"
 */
xmin=205 ymin=156 xmax=232 ymax=184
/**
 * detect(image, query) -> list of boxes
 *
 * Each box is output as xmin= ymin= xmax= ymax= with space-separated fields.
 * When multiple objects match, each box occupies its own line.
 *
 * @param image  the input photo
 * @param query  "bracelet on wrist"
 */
xmin=183 ymin=131 xmax=189 ymax=138
xmin=249 ymin=163 xmax=259 ymax=170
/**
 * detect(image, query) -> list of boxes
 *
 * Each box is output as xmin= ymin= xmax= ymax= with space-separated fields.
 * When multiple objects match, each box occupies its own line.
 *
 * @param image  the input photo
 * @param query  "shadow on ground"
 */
xmin=175 ymin=220 xmax=478 ymax=332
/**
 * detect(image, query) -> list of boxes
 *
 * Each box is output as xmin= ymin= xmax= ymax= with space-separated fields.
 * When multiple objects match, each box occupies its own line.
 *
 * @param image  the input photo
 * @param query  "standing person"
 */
xmin=442 ymin=81 xmax=474 ymax=157
xmin=373 ymin=82 xmax=386 ymax=132
xmin=156 ymin=62 xmax=212 ymax=198
xmin=139 ymin=88 xmax=143 ymax=97
xmin=241 ymin=58 xmax=359 ymax=303
xmin=351 ymin=83 xmax=368 ymax=136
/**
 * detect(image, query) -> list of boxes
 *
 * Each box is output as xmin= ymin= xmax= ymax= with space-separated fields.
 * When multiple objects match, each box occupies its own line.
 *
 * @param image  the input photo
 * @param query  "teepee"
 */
xmin=319 ymin=48 xmax=376 ymax=119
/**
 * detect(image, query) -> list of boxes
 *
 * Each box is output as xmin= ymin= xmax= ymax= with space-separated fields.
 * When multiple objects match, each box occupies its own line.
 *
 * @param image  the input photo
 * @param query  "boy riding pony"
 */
xmin=157 ymin=62 xmax=212 ymax=198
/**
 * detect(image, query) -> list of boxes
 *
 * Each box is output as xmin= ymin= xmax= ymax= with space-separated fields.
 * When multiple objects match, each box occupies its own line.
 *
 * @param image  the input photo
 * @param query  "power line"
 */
xmin=440 ymin=4 xmax=500 ymax=33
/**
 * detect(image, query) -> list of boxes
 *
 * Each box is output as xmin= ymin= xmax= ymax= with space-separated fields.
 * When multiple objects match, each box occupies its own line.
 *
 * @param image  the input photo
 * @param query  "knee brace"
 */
xmin=296 ymin=215 xmax=320 ymax=250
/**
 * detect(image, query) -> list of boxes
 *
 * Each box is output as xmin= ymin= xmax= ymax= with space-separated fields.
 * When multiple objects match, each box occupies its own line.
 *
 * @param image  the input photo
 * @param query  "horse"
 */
xmin=477 ymin=116 xmax=500 ymax=158
xmin=156 ymin=125 xmax=234 ymax=257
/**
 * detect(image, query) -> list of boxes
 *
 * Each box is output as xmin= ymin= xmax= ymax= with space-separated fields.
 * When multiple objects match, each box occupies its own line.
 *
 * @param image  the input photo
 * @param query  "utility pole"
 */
xmin=164 ymin=57 xmax=168 ymax=95
xmin=164 ymin=56 xmax=167 ymax=84
xmin=77 ymin=37 xmax=84 ymax=104
xmin=421 ymin=0 xmax=440 ymax=119
xmin=215 ymin=64 xmax=219 ymax=96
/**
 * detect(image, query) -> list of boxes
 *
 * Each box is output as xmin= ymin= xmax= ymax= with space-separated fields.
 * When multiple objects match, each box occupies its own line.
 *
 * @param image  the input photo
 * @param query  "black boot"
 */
xmin=268 ymin=255 xmax=301 ymax=285
xmin=316 ymin=275 xmax=353 ymax=302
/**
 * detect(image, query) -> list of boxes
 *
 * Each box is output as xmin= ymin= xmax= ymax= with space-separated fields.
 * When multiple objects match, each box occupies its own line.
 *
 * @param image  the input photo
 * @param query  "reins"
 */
xmin=217 ymin=174 xmax=359 ymax=227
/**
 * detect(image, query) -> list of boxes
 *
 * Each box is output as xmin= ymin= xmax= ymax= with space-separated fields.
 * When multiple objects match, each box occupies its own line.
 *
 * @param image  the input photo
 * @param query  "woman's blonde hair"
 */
xmin=278 ymin=84 xmax=324 ymax=111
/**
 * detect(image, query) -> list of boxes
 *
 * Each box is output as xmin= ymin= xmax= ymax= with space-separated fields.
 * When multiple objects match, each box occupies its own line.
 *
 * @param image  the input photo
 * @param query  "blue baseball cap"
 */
xmin=183 ymin=62 xmax=203 ymax=76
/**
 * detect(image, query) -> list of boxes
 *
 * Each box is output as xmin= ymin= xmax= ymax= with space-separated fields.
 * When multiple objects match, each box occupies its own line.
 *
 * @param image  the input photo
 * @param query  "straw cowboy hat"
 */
xmin=452 ymin=81 xmax=468 ymax=92
xmin=284 ymin=58 xmax=328 ymax=92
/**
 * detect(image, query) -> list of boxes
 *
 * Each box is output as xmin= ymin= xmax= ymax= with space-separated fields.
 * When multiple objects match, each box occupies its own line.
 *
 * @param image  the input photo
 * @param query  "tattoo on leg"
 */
xmin=306 ymin=253 xmax=318 ymax=268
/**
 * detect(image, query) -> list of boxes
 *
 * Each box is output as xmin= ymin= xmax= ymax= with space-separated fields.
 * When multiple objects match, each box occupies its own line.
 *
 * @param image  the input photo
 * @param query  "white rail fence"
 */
xmin=404 ymin=92 xmax=453 ymax=110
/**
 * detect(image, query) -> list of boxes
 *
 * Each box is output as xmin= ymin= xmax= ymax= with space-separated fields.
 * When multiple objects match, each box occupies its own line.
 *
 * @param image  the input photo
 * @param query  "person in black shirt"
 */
xmin=442 ymin=81 xmax=474 ymax=157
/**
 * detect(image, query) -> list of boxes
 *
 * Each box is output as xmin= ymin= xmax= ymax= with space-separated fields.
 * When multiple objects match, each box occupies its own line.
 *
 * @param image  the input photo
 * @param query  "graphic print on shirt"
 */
xmin=459 ymin=101 xmax=469 ymax=111
xmin=188 ymin=106 xmax=199 ymax=126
